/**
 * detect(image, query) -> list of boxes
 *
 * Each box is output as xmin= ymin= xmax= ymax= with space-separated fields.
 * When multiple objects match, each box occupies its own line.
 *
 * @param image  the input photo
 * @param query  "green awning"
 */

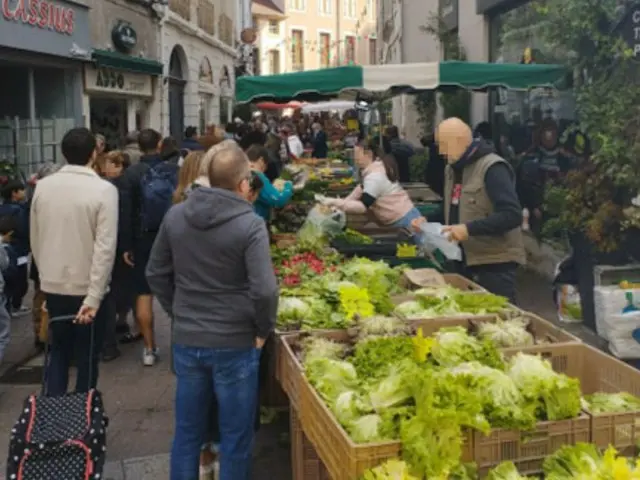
xmin=438 ymin=61 xmax=567 ymax=91
xmin=92 ymin=49 xmax=163 ymax=76
xmin=235 ymin=61 xmax=568 ymax=103
xmin=236 ymin=65 xmax=363 ymax=103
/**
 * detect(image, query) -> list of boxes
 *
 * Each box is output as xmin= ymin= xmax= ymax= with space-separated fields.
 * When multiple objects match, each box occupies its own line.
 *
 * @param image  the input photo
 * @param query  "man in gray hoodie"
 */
xmin=145 ymin=146 xmax=278 ymax=480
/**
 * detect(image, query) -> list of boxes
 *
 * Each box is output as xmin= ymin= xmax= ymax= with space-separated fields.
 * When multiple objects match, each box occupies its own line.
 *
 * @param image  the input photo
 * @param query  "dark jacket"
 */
xmin=424 ymin=140 xmax=446 ymax=198
xmin=389 ymin=138 xmax=415 ymax=182
xmin=146 ymin=187 xmax=278 ymax=348
xmin=311 ymin=130 xmax=328 ymax=159
xmin=119 ymin=154 xmax=164 ymax=252
xmin=181 ymin=138 xmax=204 ymax=151
xmin=0 ymin=201 xmax=29 ymax=257
xmin=110 ymin=175 xmax=130 ymax=256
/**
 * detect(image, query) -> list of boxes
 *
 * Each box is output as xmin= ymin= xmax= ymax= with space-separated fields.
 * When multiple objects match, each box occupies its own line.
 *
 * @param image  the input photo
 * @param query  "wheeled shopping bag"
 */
xmin=6 ymin=315 xmax=108 ymax=480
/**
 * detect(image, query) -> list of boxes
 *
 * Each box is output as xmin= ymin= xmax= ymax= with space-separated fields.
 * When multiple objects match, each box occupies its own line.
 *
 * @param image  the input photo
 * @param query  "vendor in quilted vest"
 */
xmin=436 ymin=117 xmax=525 ymax=304
xmin=322 ymin=136 xmax=425 ymax=243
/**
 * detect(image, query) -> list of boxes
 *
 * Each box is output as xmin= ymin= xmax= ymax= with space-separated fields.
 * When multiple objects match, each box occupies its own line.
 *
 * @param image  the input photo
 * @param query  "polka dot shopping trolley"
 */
xmin=6 ymin=315 xmax=108 ymax=480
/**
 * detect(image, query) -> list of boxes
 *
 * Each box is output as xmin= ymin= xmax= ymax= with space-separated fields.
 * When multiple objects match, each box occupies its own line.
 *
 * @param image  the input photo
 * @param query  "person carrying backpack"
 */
xmin=120 ymin=128 xmax=179 ymax=366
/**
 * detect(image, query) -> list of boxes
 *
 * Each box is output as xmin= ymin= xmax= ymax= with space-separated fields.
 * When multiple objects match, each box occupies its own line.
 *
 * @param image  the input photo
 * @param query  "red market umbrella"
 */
xmin=256 ymin=101 xmax=304 ymax=110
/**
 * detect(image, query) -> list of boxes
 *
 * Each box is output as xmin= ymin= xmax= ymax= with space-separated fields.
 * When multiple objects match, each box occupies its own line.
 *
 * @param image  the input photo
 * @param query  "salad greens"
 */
xmin=582 ymin=392 xmax=640 ymax=413
xmin=475 ymin=317 xmax=535 ymax=348
xmin=395 ymin=287 xmax=509 ymax=319
xmin=543 ymin=443 xmax=640 ymax=479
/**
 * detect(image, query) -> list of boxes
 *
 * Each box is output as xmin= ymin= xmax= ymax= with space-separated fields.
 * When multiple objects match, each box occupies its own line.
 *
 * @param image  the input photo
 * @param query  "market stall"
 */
xmin=301 ymin=101 xmax=358 ymax=114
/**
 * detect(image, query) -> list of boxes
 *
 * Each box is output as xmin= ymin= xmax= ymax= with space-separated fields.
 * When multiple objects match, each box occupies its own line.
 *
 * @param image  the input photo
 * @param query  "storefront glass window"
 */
xmin=489 ymin=0 xmax=575 ymax=154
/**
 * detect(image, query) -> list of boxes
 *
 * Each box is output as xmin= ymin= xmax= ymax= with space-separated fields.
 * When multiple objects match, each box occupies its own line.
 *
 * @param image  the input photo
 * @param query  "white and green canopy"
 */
xmin=235 ymin=61 xmax=568 ymax=104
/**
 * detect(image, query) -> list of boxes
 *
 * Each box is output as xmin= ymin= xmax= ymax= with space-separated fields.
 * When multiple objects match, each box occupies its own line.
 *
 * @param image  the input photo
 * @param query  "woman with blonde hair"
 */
xmin=173 ymin=151 xmax=205 ymax=203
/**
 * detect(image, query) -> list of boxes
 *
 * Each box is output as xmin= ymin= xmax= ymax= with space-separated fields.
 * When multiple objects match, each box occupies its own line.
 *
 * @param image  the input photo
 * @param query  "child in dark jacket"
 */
xmin=0 ymin=180 xmax=30 ymax=315
xmin=0 ymin=215 xmax=15 ymax=363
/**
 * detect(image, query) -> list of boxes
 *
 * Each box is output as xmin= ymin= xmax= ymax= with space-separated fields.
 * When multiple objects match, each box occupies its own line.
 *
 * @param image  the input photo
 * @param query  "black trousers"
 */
xmin=466 ymin=262 xmax=519 ymax=305
xmin=44 ymin=293 xmax=107 ymax=396
xmin=6 ymin=264 xmax=29 ymax=310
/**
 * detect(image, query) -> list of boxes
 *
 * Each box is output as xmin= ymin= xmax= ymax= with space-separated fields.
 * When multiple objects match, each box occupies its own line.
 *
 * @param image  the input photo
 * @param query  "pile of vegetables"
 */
xmin=275 ymin=257 xmax=409 ymax=330
xmin=582 ymin=391 xmax=640 ymax=413
xmin=395 ymin=287 xmax=510 ymax=319
xmin=301 ymin=327 xmax=583 ymax=479
xmin=543 ymin=443 xmax=640 ymax=478
xmin=334 ymin=228 xmax=374 ymax=245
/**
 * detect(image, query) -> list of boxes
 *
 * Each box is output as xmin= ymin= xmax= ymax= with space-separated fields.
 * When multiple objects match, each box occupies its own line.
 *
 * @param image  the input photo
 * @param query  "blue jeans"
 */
xmin=391 ymin=207 xmax=425 ymax=245
xmin=171 ymin=344 xmax=260 ymax=480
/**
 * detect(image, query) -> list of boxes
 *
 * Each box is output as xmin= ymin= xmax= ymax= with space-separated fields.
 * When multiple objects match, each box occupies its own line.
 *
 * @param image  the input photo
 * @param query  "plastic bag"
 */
xmin=298 ymin=204 xmax=346 ymax=241
xmin=416 ymin=222 xmax=462 ymax=261
xmin=608 ymin=311 xmax=640 ymax=359
xmin=556 ymin=285 xmax=582 ymax=324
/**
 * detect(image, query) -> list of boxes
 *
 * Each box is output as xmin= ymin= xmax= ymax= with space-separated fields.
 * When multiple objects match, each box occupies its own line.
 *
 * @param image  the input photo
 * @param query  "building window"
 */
xmin=489 ymin=0 xmax=574 ymax=154
xmin=269 ymin=50 xmax=280 ymax=74
xmin=319 ymin=33 xmax=331 ymax=68
xmin=268 ymin=20 xmax=280 ymax=34
xmin=345 ymin=35 xmax=356 ymax=64
xmin=366 ymin=0 xmax=373 ymax=19
xmin=343 ymin=0 xmax=356 ymax=18
xmin=368 ymin=38 xmax=376 ymax=64
xmin=291 ymin=29 xmax=304 ymax=71
xmin=318 ymin=0 xmax=332 ymax=14
xmin=289 ymin=0 xmax=305 ymax=11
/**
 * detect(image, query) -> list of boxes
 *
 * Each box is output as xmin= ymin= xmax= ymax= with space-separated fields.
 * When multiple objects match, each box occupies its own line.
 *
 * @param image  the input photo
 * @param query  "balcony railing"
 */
xmin=291 ymin=62 xmax=304 ymax=72
xmin=169 ymin=0 xmax=191 ymax=21
xmin=197 ymin=0 xmax=215 ymax=36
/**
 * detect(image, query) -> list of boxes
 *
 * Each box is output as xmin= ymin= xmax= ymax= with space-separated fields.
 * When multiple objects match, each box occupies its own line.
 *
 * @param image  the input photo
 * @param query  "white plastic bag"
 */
xmin=416 ymin=222 xmax=462 ymax=261
xmin=556 ymin=285 xmax=582 ymax=324
xmin=299 ymin=204 xmax=346 ymax=240
xmin=608 ymin=311 xmax=640 ymax=359
xmin=594 ymin=286 xmax=640 ymax=340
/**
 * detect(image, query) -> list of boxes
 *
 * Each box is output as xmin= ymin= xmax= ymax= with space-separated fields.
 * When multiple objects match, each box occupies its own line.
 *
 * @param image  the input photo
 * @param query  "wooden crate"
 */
xmin=291 ymin=407 xmax=332 ymax=480
xmin=473 ymin=415 xmax=590 ymax=476
xmin=299 ymin=373 xmax=473 ymax=480
xmin=277 ymin=331 xmax=350 ymax=412
xmin=523 ymin=343 xmax=640 ymax=457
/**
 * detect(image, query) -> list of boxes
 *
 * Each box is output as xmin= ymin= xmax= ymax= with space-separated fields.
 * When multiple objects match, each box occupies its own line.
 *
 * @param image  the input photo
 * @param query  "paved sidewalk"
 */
xmin=0 ymin=270 xmax=599 ymax=480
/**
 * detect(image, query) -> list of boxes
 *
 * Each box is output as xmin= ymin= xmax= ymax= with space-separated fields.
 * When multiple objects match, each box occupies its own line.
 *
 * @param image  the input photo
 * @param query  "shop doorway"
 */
xmin=168 ymin=46 xmax=186 ymax=141
xmin=89 ymin=97 xmax=127 ymax=150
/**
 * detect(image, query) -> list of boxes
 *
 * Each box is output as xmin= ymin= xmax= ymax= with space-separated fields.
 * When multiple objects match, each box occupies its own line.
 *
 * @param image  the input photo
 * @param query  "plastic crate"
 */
xmin=526 ymin=343 xmax=640 ymax=456
xmin=400 ymin=271 xmax=486 ymax=291
xmin=299 ymin=370 xmax=473 ymax=480
xmin=409 ymin=312 xmax=580 ymax=349
xmin=291 ymin=408 xmax=331 ymax=480
xmin=473 ymin=415 xmax=591 ymax=476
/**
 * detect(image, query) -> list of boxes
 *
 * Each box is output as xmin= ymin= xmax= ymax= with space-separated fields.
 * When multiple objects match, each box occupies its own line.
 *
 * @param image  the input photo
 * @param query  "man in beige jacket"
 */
xmin=30 ymin=127 xmax=118 ymax=396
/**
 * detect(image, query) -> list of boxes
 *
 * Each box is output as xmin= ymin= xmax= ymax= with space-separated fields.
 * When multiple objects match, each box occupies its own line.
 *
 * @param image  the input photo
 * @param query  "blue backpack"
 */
xmin=140 ymin=161 xmax=179 ymax=232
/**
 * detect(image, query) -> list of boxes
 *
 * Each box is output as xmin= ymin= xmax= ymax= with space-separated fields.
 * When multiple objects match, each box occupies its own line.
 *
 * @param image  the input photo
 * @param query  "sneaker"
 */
xmin=142 ymin=347 xmax=158 ymax=366
xmin=199 ymin=463 xmax=214 ymax=480
xmin=12 ymin=306 xmax=31 ymax=316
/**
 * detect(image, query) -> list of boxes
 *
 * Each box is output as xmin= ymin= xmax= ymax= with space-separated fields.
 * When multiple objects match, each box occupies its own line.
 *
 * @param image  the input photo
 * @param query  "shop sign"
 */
xmin=439 ymin=0 xmax=458 ymax=31
xmin=0 ymin=0 xmax=90 ymax=59
xmin=84 ymin=66 xmax=153 ymax=97
xmin=621 ymin=5 xmax=640 ymax=60
xmin=1 ymin=0 xmax=75 ymax=34
xmin=111 ymin=22 xmax=137 ymax=53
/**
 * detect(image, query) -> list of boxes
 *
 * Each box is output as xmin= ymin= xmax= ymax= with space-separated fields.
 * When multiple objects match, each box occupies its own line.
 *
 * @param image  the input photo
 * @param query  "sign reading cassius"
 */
xmin=1 ymin=0 xmax=75 ymax=35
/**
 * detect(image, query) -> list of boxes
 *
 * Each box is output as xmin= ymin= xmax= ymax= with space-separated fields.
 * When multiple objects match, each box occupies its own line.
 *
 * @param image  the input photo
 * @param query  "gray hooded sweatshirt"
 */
xmin=145 ymin=186 xmax=278 ymax=348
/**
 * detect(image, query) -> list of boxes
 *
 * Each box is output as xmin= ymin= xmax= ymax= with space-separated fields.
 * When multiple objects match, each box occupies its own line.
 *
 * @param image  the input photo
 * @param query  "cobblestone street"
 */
xmin=0 ymin=270 xmax=593 ymax=480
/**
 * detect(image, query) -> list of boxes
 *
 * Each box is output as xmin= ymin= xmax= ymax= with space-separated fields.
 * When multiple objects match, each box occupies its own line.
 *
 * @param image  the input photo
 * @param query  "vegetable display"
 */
xmin=301 ymin=326 xmax=583 ymax=478
xmin=334 ymin=228 xmax=374 ymax=245
xmin=543 ymin=443 xmax=640 ymax=479
xmin=395 ymin=288 xmax=510 ymax=319
xmin=582 ymin=391 xmax=640 ymax=413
